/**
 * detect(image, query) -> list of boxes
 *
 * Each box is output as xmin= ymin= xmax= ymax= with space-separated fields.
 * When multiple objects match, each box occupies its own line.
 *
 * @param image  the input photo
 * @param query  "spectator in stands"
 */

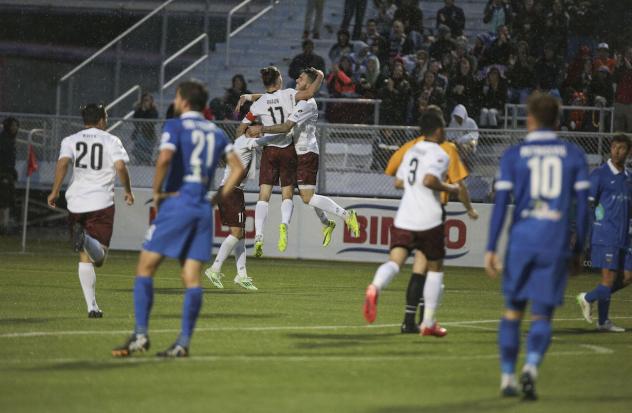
xmin=329 ymin=29 xmax=353 ymax=64
xmin=614 ymin=47 xmax=632 ymax=132
xmin=437 ymin=0 xmax=466 ymax=38
xmin=373 ymin=0 xmax=397 ymax=36
xmin=593 ymin=43 xmax=616 ymax=74
xmin=535 ymin=43 xmax=563 ymax=98
xmin=448 ymin=56 xmax=478 ymax=116
xmin=408 ymin=49 xmax=429 ymax=86
xmin=387 ymin=20 xmax=414 ymax=64
xmin=415 ymin=70 xmax=447 ymax=117
xmin=543 ymin=0 xmax=569 ymax=56
xmin=484 ymin=25 xmax=513 ymax=66
xmin=471 ymin=33 xmax=492 ymax=67
xmin=427 ymin=59 xmax=448 ymax=92
xmin=0 ymin=117 xmax=18 ymax=232
xmin=341 ymin=0 xmax=368 ymax=40
xmin=289 ymin=40 xmax=326 ymax=82
xmin=303 ymin=0 xmax=325 ymax=39
xmin=350 ymin=41 xmax=372 ymax=81
xmin=511 ymin=0 xmax=542 ymax=47
xmin=506 ymin=40 xmax=535 ymax=103
xmin=566 ymin=0 xmax=597 ymax=62
xmin=327 ymin=56 xmax=357 ymax=97
xmin=479 ymin=67 xmax=507 ymax=128
xmin=361 ymin=19 xmax=388 ymax=63
xmin=378 ymin=61 xmax=411 ymax=125
xmin=131 ymin=93 xmax=158 ymax=165
xmin=429 ymin=24 xmax=455 ymax=61
xmin=448 ymin=104 xmax=480 ymax=165
xmin=563 ymin=46 xmax=593 ymax=97
xmin=223 ymin=74 xmax=252 ymax=119
xmin=357 ymin=55 xmax=384 ymax=98
xmin=393 ymin=0 xmax=424 ymax=37
xmin=588 ymin=66 xmax=614 ymax=107
xmin=483 ymin=0 xmax=512 ymax=35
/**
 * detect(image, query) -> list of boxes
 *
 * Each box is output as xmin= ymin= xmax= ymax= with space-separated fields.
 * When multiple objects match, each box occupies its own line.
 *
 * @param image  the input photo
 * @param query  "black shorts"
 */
xmin=296 ymin=152 xmax=319 ymax=188
xmin=390 ymin=224 xmax=445 ymax=261
xmin=218 ymin=186 xmax=246 ymax=228
xmin=259 ymin=144 xmax=298 ymax=187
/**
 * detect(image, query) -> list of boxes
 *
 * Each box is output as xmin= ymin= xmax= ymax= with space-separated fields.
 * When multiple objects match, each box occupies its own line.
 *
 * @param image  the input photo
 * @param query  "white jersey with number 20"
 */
xmin=59 ymin=127 xmax=129 ymax=214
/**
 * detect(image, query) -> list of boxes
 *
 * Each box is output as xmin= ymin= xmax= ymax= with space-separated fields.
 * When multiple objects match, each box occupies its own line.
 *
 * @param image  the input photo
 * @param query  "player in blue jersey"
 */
xmin=485 ymin=93 xmax=590 ymax=400
xmin=112 ymin=80 xmax=244 ymax=358
xmin=577 ymin=134 xmax=632 ymax=332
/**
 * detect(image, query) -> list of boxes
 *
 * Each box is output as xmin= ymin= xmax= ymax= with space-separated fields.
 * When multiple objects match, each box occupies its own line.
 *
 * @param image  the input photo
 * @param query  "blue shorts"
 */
xmin=590 ymin=244 xmax=632 ymax=271
xmin=503 ymin=249 xmax=570 ymax=307
xmin=143 ymin=196 xmax=213 ymax=262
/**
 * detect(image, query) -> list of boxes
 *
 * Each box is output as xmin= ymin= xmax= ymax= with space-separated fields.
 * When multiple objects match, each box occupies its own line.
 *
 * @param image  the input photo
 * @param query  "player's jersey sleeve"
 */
xmin=588 ymin=167 xmax=602 ymax=202
xmin=288 ymin=100 xmax=313 ymax=125
xmin=486 ymin=148 xmax=515 ymax=252
xmin=59 ymin=137 xmax=74 ymax=160
xmin=242 ymin=99 xmax=264 ymax=124
xmin=395 ymin=152 xmax=410 ymax=182
xmin=109 ymin=136 xmax=129 ymax=163
xmin=494 ymin=148 xmax=516 ymax=192
xmin=160 ymin=120 xmax=180 ymax=152
xmin=442 ymin=142 xmax=469 ymax=183
xmin=426 ymin=149 xmax=449 ymax=180
xmin=385 ymin=140 xmax=416 ymax=176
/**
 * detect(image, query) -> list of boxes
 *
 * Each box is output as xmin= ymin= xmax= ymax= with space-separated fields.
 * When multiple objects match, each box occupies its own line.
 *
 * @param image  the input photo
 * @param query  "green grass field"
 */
xmin=1 ymin=236 xmax=631 ymax=413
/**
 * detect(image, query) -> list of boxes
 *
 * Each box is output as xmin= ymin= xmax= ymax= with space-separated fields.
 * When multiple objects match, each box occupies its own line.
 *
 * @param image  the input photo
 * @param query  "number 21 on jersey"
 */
xmin=190 ymin=130 xmax=216 ymax=180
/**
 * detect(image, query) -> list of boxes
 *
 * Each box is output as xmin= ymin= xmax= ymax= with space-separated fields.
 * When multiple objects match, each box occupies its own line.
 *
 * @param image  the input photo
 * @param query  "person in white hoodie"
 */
xmin=448 ymin=104 xmax=480 ymax=169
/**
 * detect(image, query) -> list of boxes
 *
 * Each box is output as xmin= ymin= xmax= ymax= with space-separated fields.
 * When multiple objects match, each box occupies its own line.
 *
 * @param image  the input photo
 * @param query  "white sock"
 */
xmin=308 ymin=194 xmax=348 ymax=220
xmin=314 ymin=207 xmax=330 ymax=225
xmin=522 ymin=364 xmax=538 ymax=379
xmin=501 ymin=373 xmax=517 ymax=389
xmin=211 ymin=235 xmax=239 ymax=272
xmin=371 ymin=261 xmax=400 ymax=291
xmin=83 ymin=234 xmax=105 ymax=264
xmin=234 ymin=238 xmax=247 ymax=277
xmin=255 ymin=201 xmax=269 ymax=238
xmin=281 ymin=199 xmax=293 ymax=225
xmin=422 ymin=271 xmax=444 ymax=326
xmin=78 ymin=262 xmax=98 ymax=312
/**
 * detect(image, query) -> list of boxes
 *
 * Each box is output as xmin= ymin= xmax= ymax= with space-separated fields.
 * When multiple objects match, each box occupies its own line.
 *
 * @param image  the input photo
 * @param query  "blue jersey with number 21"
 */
xmin=143 ymin=111 xmax=232 ymax=262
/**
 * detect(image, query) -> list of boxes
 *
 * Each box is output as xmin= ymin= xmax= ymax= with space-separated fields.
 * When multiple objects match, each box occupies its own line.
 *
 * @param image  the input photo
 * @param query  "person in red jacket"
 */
xmin=614 ymin=46 xmax=632 ymax=132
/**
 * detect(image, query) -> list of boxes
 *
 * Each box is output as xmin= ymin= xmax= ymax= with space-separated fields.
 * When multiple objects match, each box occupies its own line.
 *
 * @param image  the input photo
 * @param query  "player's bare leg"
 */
xmin=364 ymin=247 xmax=408 ymax=323
xmin=419 ymin=259 xmax=447 ymax=337
xmin=112 ymin=251 xmax=162 ymax=357
xmin=254 ymin=184 xmax=273 ymax=257
xmin=278 ymin=185 xmax=294 ymax=252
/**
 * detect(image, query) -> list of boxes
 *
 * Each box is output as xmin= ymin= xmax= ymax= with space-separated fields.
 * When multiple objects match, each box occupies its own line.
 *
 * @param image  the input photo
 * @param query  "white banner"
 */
xmin=112 ymin=188 xmax=505 ymax=268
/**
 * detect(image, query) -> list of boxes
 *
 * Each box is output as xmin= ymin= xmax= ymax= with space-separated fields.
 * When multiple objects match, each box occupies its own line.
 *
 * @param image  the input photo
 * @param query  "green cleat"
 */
xmin=204 ymin=268 xmax=224 ymax=289
xmin=254 ymin=235 xmax=264 ymax=258
xmin=322 ymin=220 xmax=336 ymax=247
xmin=345 ymin=209 xmax=360 ymax=238
xmin=278 ymin=224 xmax=288 ymax=252
xmin=234 ymin=274 xmax=258 ymax=291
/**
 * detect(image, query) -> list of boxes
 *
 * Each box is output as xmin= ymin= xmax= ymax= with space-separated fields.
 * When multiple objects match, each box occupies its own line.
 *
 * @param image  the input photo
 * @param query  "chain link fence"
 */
xmin=2 ymin=112 xmax=615 ymax=202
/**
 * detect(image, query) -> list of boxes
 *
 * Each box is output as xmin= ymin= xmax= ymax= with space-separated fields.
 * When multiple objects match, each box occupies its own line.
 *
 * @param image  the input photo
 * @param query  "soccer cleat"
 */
xmin=254 ymin=235 xmax=264 ymax=258
xmin=520 ymin=371 xmax=538 ymax=401
xmin=204 ymin=269 xmax=224 ymax=289
xmin=420 ymin=322 xmax=448 ymax=337
xmin=576 ymin=292 xmax=593 ymax=323
xmin=111 ymin=333 xmax=150 ymax=357
xmin=72 ymin=222 xmax=85 ymax=253
xmin=234 ymin=274 xmax=258 ymax=291
xmin=597 ymin=320 xmax=626 ymax=332
xmin=156 ymin=342 xmax=189 ymax=358
xmin=345 ymin=210 xmax=360 ymax=238
xmin=322 ymin=220 xmax=336 ymax=247
xmin=501 ymin=386 xmax=519 ymax=398
xmin=400 ymin=322 xmax=420 ymax=334
xmin=88 ymin=310 xmax=103 ymax=319
xmin=278 ymin=224 xmax=288 ymax=252
xmin=363 ymin=284 xmax=379 ymax=323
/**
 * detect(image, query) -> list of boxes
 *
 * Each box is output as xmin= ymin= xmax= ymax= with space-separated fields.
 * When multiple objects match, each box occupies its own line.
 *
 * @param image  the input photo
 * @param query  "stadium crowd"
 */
xmin=211 ymin=0 xmax=632 ymax=133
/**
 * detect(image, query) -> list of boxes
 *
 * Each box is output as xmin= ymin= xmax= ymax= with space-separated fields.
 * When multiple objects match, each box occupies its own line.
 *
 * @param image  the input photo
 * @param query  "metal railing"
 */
xmin=225 ymin=0 xmax=278 ymax=67
xmin=106 ymin=85 xmax=142 ymax=133
xmin=55 ymin=0 xmax=177 ymax=116
xmin=504 ymin=103 xmax=615 ymax=132
xmin=317 ymin=98 xmax=382 ymax=125
xmin=159 ymin=33 xmax=210 ymax=113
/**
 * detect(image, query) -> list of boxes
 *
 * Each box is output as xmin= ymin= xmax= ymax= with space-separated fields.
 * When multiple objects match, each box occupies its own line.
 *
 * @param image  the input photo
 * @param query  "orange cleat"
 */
xmin=420 ymin=322 xmax=448 ymax=337
xmin=363 ymin=284 xmax=379 ymax=323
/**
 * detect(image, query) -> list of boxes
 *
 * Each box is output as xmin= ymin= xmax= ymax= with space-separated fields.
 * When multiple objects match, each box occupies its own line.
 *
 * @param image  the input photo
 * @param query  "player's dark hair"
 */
xmin=177 ymin=80 xmax=208 ymax=112
xmin=80 ymin=104 xmax=107 ymax=125
xmin=611 ymin=133 xmax=632 ymax=151
xmin=527 ymin=92 xmax=560 ymax=129
xmin=426 ymin=105 xmax=445 ymax=122
xmin=300 ymin=67 xmax=319 ymax=83
xmin=260 ymin=66 xmax=281 ymax=87
xmin=419 ymin=111 xmax=445 ymax=137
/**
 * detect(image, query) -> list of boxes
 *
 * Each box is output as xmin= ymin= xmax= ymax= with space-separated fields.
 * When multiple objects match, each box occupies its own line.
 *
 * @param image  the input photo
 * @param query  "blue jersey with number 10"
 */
xmin=160 ymin=111 xmax=231 ymax=201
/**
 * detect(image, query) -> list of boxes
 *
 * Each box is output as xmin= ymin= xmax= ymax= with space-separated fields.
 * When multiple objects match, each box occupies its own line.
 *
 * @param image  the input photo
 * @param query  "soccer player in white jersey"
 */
xmin=363 ymin=112 xmax=459 ymax=337
xmin=236 ymin=66 xmax=323 ymax=256
xmin=246 ymin=68 xmax=360 ymax=245
xmin=47 ymin=104 xmax=134 ymax=318
xmin=204 ymin=132 xmax=286 ymax=290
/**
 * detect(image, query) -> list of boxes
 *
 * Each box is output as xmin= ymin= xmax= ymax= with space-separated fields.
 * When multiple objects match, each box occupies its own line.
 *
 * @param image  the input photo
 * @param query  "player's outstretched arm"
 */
xmin=47 ymin=157 xmax=71 ymax=208
xmin=114 ymin=160 xmax=134 ymax=206
xmin=457 ymin=181 xmax=478 ymax=220
xmin=255 ymin=120 xmax=297 ymax=136
xmin=295 ymin=69 xmax=324 ymax=102
xmin=152 ymin=149 xmax=176 ymax=210
xmin=236 ymin=94 xmax=262 ymax=113
xmin=423 ymin=174 xmax=459 ymax=194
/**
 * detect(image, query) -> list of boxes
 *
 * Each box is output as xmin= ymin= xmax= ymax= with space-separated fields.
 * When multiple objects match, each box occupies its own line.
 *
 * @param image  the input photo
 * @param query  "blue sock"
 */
xmin=498 ymin=318 xmax=521 ymax=374
xmin=178 ymin=287 xmax=203 ymax=347
xmin=525 ymin=319 xmax=552 ymax=367
xmin=133 ymin=276 xmax=154 ymax=335
xmin=585 ymin=284 xmax=611 ymax=303
xmin=597 ymin=298 xmax=610 ymax=325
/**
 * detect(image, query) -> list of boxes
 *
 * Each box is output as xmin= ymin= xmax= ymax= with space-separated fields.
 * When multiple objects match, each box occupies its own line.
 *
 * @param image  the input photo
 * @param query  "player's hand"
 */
xmin=484 ymin=251 xmax=502 ymax=278
xmin=569 ymin=254 xmax=583 ymax=277
xmin=247 ymin=125 xmax=263 ymax=137
xmin=445 ymin=183 xmax=460 ymax=195
xmin=235 ymin=95 xmax=248 ymax=113
xmin=246 ymin=138 xmax=258 ymax=150
xmin=47 ymin=192 xmax=59 ymax=209
xmin=467 ymin=208 xmax=479 ymax=220
xmin=210 ymin=191 xmax=222 ymax=206
xmin=124 ymin=191 xmax=135 ymax=206
xmin=152 ymin=191 xmax=177 ymax=211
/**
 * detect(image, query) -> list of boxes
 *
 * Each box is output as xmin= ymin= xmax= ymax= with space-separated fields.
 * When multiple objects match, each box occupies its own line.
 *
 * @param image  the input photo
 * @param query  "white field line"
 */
xmin=2 ymin=316 xmax=631 ymax=339
xmin=0 ymin=350 xmax=609 ymax=366
xmin=578 ymin=344 xmax=614 ymax=354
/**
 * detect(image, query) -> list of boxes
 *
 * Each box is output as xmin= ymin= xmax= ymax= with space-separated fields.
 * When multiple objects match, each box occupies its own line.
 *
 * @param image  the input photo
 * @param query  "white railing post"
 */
xmin=225 ymin=0 xmax=279 ymax=68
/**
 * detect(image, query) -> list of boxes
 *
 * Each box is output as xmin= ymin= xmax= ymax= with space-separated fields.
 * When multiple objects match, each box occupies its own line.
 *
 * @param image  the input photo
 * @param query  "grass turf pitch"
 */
xmin=0 ymin=237 xmax=631 ymax=412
